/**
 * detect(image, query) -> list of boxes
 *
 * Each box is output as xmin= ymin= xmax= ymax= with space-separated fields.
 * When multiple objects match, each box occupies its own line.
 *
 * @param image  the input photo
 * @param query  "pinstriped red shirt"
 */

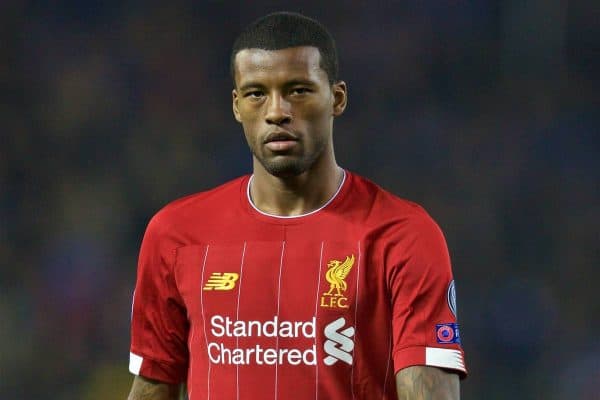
xmin=130 ymin=171 xmax=466 ymax=399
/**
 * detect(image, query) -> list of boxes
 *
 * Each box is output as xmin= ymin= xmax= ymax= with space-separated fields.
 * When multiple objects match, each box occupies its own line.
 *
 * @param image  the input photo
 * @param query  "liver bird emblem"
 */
xmin=324 ymin=255 xmax=355 ymax=296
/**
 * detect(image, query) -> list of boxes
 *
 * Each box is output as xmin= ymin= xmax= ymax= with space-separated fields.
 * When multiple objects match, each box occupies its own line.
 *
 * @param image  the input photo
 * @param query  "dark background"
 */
xmin=1 ymin=1 xmax=598 ymax=399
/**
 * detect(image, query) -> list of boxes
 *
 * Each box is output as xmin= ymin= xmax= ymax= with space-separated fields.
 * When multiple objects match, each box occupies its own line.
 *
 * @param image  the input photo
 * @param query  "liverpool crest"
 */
xmin=320 ymin=255 xmax=355 ymax=309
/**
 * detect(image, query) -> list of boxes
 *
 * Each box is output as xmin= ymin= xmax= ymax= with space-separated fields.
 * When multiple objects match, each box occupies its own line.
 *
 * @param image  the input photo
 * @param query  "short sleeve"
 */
xmin=387 ymin=212 xmax=467 ymax=377
xmin=129 ymin=213 xmax=189 ymax=383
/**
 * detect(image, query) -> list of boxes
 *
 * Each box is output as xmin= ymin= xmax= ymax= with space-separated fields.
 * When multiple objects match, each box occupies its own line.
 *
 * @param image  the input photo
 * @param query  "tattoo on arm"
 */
xmin=127 ymin=375 xmax=181 ymax=400
xmin=395 ymin=366 xmax=460 ymax=400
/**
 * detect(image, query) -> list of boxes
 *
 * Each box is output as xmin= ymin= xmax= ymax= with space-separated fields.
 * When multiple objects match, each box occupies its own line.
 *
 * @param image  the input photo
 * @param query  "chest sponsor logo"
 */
xmin=203 ymin=272 xmax=239 ymax=291
xmin=320 ymin=254 xmax=355 ymax=308
xmin=207 ymin=315 xmax=317 ymax=366
xmin=205 ymin=315 xmax=356 ymax=367
xmin=323 ymin=317 xmax=355 ymax=365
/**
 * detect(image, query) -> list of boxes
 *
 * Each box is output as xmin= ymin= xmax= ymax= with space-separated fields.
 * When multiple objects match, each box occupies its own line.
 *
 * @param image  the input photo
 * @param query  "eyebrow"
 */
xmin=285 ymin=79 xmax=317 ymax=87
xmin=238 ymin=81 xmax=266 ymax=92
xmin=238 ymin=79 xmax=317 ymax=92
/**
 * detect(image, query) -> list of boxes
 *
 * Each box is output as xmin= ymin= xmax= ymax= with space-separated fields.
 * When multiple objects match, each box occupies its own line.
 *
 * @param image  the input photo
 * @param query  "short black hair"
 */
xmin=231 ymin=12 xmax=339 ymax=85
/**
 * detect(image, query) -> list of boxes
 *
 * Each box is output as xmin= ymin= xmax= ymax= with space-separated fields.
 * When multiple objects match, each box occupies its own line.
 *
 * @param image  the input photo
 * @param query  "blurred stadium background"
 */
xmin=1 ymin=0 xmax=598 ymax=399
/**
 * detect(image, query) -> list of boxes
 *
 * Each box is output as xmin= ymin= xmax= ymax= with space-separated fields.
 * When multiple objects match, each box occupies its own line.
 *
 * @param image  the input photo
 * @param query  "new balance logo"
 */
xmin=203 ymin=272 xmax=239 ymax=291
xmin=323 ymin=317 xmax=355 ymax=366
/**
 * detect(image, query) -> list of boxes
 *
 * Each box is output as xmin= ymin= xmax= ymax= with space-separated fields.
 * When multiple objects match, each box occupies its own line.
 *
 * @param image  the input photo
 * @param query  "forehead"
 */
xmin=234 ymin=46 xmax=327 ymax=86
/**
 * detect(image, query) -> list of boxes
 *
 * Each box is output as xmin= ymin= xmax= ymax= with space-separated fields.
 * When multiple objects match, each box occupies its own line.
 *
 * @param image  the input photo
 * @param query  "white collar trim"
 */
xmin=246 ymin=170 xmax=346 ymax=219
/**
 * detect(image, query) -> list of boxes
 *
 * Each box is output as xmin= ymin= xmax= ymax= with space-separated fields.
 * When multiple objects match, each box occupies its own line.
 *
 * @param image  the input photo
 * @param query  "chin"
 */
xmin=261 ymin=158 xmax=308 ymax=178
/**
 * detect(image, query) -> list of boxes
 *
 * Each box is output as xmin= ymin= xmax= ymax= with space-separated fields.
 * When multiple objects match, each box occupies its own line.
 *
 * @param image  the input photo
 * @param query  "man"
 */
xmin=128 ymin=12 xmax=466 ymax=400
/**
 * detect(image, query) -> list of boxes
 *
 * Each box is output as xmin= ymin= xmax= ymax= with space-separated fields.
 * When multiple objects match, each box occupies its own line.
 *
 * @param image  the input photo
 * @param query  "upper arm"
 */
xmin=129 ymin=214 xmax=189 ymax=382
xmin=395 ymin=366 xmax=459 ymax=400
xmin=387 ymin=213 xmax=467 ymax=376
xmin=127 ymin=375 xmax=181 ymax=400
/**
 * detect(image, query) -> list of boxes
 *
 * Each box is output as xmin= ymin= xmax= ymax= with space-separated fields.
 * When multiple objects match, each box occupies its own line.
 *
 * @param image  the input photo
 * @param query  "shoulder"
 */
xmin=348 ymin=172 xmax=439 ymax=230
xmin=146 ymin=175 xmax=248 ymax=235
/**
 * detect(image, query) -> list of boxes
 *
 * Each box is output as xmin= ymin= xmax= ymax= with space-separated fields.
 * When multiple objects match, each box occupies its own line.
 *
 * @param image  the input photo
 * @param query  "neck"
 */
xmin=249 ymin=158 xmax=343 ymax=217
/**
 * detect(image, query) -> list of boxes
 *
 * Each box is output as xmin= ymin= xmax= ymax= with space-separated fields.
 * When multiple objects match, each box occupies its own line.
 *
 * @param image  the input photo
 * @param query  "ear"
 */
xmin=232 ymin=89 xmax=242 ymax=123
xmin=331 ymin=81 xmax=347 ymax=117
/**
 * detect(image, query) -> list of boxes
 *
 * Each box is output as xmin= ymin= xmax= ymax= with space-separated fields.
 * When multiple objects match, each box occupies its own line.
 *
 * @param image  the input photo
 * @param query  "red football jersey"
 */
xmin=129 ymin=171 xmax=466 ymax=399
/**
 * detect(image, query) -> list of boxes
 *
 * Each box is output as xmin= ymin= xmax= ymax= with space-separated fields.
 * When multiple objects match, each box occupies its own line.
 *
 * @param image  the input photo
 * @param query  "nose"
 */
xmin=265 ymin=93 xmax=292 ymax=125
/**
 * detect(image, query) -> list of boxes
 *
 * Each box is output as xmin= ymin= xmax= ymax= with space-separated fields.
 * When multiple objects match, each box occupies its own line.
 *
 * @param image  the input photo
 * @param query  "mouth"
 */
xmin=263 ymin=130 xmax=299 ymax=151
xmin=264 ymin=130 xmax=298 ymax=143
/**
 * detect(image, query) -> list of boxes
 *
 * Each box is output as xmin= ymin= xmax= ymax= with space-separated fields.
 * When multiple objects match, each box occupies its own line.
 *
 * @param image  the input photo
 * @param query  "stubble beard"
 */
xmin=252 ymin=136 xmax=328 ymax=178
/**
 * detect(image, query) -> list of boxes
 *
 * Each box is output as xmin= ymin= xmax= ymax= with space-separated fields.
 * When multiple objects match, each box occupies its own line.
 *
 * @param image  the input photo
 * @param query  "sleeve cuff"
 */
xmin=129 ymin=351 xmax=187 ymax=384
xmin=393 ymin=346 xmax=467 ymax=378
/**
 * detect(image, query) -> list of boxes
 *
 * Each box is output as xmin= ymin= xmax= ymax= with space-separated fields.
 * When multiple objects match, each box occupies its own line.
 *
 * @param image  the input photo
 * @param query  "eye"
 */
xmin=290 ymin=87 xmax=311 ymax=95
xmin=244 ymin=90 xmax=264 ymax=99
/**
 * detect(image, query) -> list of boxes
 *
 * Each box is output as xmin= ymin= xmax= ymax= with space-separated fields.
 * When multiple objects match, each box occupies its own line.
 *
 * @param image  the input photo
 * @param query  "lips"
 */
xmin=263 ymin=130 xmax=298 ymax=144
xmin=263 ymin=130 xmax=299 ymax=151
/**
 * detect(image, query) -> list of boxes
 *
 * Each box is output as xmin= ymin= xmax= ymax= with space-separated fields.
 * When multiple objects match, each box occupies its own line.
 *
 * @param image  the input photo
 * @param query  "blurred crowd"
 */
xmin=1 ymin=1 xmax=598 ymax=399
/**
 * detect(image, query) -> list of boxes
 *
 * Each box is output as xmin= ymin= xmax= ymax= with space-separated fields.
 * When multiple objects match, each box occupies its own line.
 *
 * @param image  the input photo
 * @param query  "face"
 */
xmin=232 ymin=46 xmax=346 ymax=177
